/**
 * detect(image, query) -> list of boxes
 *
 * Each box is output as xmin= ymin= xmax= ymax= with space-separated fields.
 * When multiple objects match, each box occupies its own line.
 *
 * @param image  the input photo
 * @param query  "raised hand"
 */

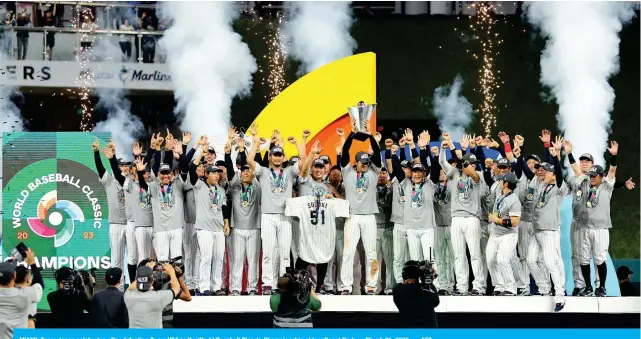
xmin=227 ymin=126 xmax=237 ymax=140
xmin=166 ymin=128 xmax=174 ymax=142
xmin=302 ymin=129 xmax=311 ymax=140
xmin=514 ymin=135 xmax=524 ymax=147
xmin=552 ymin=135 xmax=564 ymax=151
xmin=335 ymin=142 xmax=343 ymax=155
xmin=156 ymin=135 xmax=165 ymax=149
xmin=498 ymin=131 xmax=510 ymax=145
xmin=249 ymin=123 xmax=258 ymax=136
xmin=173 ymin=141 xmax=183 ymax=155
xmin=440 ymin=140 xmax=449 ymax=149
xmin=385 ymin=138 xmax=393 ymax=150
xmin=311 ymin=140 xmax=322 ymax=154
xmin=108 ymin=137 xmax=116 ymax=151
xmin=625 ymin=178 xmax=635 ymax=190
xmin=563 ymin=140 xmax=573 ymax=154
xmin=92 ymin=137 xmax=99 ymax=151
xmin=398 ymin=136 xmax=407 ymax=147
xmin=101 ymin=147 xmax=114 ymax=159
xmin=182 ymin=131 xmax=192 ymax=145
xmin=442 ymin=132 xmax=451 ymax=141
xmin=539 ymin=129 xmax=551 ymax=144
xmin=469 ymin=134 xmax=477 ymax=148
xmin=259 ymin=137 xmax=267 ymax=145
xmin=198 ymin=135 xmax=208 ymax=146
xmin=287 ymin=136 xmax=297 ymax=144
xmin=485 ymin=158 xmax=494 ymax=168
xmin=431 ymin=146 xmax=439 ymax=157
xmin=460 ymin=134 xmax=470 ymax=150
xmin=391 ymin=144 xmax=399 ymax=154
xmin=607 ymin=140 xmax=618 ymax=155
xmin=404 ymin=128 xmax=414 ymax=144
xmin=374 ymin=132 xmax=382 ymax=143
xmin=132 ymin=142 xmax=142 ymax=156
xmin=165 ymin=137 xmax=176 ymax=151
xmin=488 ymin=138 xmax=500 ymax=149
xmin=475 ymin=135 xmax=484 ymax=146
xmin=336 ymin=128 xmax=344 ymax=137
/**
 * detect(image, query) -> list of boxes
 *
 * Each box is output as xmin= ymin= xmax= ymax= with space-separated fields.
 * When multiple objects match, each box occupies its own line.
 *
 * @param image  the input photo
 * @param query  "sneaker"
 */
xmin=451 ymin=289 xmax=463 ymax=296
xmin=438 ymin=289 xmax=451 ymax=296
xmin=189 ymin=289 xmax=196 ymax=296
xmin=215 ymin=290 xmax=225 ymax=296
xmin=571 ymin=288 xmax=582 ymax=296
xmin=517 ymin=288 xmax=531 ymax=296
xmin=262 ymin=286 xmax=273 ymax=295
xmin=231 ymin=290 xmax=241 ymax=296
xmin=340 ymin=290 xmax=350 ymax=295
xmin=596 ymin=287 xmax=607 ymax=297
xmin=554 ymin=302 xmax=565 ymax=312
xmin=492 ymin=290 xmax=502 ymax=296
xmin=384 ymin=290 xmax=393 ymax=295
xmin=323 ymin=289 xmax=336 ymax=295
xmin=579 ymin=286 xmax=594 ymax=297
xmin=201 ymin=290 xmax=211 ymax=296
xmin=366 ymin=290 xmax=375 ymax=295
xmin=241 ymin=291 xmax=249 ymax=296
xmin=469 ymin=289 xmax=483 ymax=296
xmin=500 ymin=291 xmax=515 ymax=296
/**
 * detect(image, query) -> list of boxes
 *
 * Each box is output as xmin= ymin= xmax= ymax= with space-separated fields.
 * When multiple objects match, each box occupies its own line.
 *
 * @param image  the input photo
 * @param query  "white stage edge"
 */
xmin=174 ymin=296 xmax=640 ymax=314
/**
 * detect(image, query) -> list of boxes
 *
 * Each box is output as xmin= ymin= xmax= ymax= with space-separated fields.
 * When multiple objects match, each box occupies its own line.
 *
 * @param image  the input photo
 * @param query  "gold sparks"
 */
xmin=75 ymin=6 xmax=95 ymax=132
xmin=261 ymin=11 xmax=288 ymax=102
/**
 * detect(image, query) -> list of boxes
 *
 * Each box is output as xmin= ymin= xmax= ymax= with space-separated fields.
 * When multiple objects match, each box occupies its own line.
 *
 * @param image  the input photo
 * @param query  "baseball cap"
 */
xmin=117 ymin=158 xmax=130 ymax=166
xmin=462 ymin=153 xmax=478 ymax=163
xmin=380 ymin=167 xmax=388 ymax=172
xmin=588 ymin=165 xmax=604 ymax=177
xmin=498 ymin=172 xmax=518 ymax=184
xmin=214 ymin=160 xmax=226 ymax=167
xmin=412 ymin=163 xmax=426 ymax=172
xmin=240 ymin=164 xmax=251 ymax=171
xmin=579 ymin=153 xmax=594 ymax=162
xmin=534 ymin=162 xmax=554 ymax=172
xmin=319 ymin=155 xmax=331 ymax=164
xmin=497 ymin=158 xmax=510 ymax=168
xmin=158 ymin=163 xmax=172 ymax=174
xmin=136 ymin=266 xmax=154 ymax=291
xmin=355 ymin=151 xmax=371 ymax=164
xmin=205 ymin=165 xmax=223 ymax=173
xmin=400 ymin=160 xmax=411 ymax=168
xmin=207 ymin=146 xmax=216 ymax=154
xmin=0 ymin=261 xmax=17 ymax=285
xmin=617 ymin=266 xmax=634 ymax=279
xmin=330 ymin=165 xmax=341 ymax=172
xmin=447 ymin=157 xmax=458 ymax=165
xmin=312 ymin=159 xmax=325 ymax=168
xmin=270 ymin=146 xmax=284 ymax=156
xmin=526 ymin=154 xmax=541 ymax=163
xmin=105 ymin=267 xmax=123 ymax=286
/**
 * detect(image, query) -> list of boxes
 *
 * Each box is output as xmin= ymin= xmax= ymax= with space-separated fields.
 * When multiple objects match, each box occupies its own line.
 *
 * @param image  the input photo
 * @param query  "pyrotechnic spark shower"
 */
xmin=261 ymin=11 xmax=288 ymax=102
xmin=75 ymin=6 xmax=96 ymax=132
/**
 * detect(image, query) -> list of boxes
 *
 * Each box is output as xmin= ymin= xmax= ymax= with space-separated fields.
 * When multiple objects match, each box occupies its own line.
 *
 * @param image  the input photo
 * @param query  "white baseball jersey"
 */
xmin=285 ymin=196 xmax=350 ymax=263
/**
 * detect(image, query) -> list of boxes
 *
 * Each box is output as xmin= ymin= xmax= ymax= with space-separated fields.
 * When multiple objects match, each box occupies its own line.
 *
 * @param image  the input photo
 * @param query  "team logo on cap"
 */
xmin=27 ymin=190 xmax=82 ymax=248
xmin=361 ymin=154 xmax=369 ymax=159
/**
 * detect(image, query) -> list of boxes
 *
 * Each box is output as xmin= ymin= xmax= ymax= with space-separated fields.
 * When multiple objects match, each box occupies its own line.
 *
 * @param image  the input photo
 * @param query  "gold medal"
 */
xmin=140 ymin=203 xmax=146 ymax=208
xmin=356 ymin=188 xmax=363 ymax=194
xmin=537 ymin=202 xmax=543 ymax=208
xmin=438 ymin=200 xmax=445 ymax=206
xmin=242 ymin=201 xmax=249 ymax=207
xmin=162 ymin=203 xmax=169 ymax=209
xmin=458 ymin=193 xmax=465 ymax=200
xmin=526 ymin=193 xmax=533 ymax=200
xmin=576 ymin=190 xmax=582 ymax=197
xmin=275 ymin=187 xmax=282 ymax=193
xmin=411 ymin=202 xmax=418 ymax=208
xmin=212 ymin=204 xmax=218 ymax=210
xmin=586 ymin=201 xmax=592 ymax=208
xmin=399 ymin=197 xmax=405 ymax=203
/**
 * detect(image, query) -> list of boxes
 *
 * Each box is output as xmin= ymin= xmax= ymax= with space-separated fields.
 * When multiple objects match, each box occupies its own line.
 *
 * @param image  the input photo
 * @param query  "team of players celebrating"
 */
xmin=93 ymin=123 xmax=631 ymax=312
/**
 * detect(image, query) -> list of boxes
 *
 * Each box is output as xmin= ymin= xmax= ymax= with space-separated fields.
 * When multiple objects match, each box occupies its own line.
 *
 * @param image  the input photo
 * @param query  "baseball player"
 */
xmin=188 ymin=143 xmax=231 ymax=295
xmin=338 ymin=130 xmax=382 ymax=295
xmin=528 ymin=141 xmax=567 ymax=311
xmin=135 ymin=135 xmax=188 ymax=262
xmin=385 ymin=148 xmax=412 ymax=286
xmin=438 ymin=134 xmax=487 ymax=296
xmin=228 ymin=164 xmax=261 ymax=295
xmin=285 ymin=195 xmax=350 ymax=292
xmin=486 ymin=172 xmax=522 ymax=296
xmin=374 ymin=167 xmax=394 ymax=294
xmin=575 ymin=141 xmax=618 ymax=297
xmin=92 ymin=138 xmax=128 ymax=288
xmin=182 ymin=140 xmax=202 ymax=294
xmin=247 ymin=124 xmax=307 ymax=295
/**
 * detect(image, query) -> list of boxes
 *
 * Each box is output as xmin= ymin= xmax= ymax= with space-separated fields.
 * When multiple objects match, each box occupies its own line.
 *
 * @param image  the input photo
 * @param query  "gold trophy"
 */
xmin=347 ymin=101 xmax=376 ymax=141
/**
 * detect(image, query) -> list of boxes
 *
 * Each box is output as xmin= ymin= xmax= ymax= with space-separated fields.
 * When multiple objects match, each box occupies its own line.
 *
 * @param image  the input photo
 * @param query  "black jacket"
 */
xmin=91 ymin=287 xmax=129 ymax=328
xmin=393 ymin=283 xmax=440 ymax=328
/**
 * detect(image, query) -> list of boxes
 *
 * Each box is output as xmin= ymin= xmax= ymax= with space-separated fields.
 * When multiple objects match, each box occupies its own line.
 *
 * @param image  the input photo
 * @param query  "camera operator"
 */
xmin=91 ymin=268 xmax=128 ymax=328
xmin=393 ymin=260 xmax=440 ymax=328
xmin=269 ymin=270 xmax=322 ymax=328
xmin=47 ymin=266 xmax=95 ymax=328
xmin=124 ymin=260 xmax=181 ymax=328
xmin=0 ymin=249 xmax=44 ymax=337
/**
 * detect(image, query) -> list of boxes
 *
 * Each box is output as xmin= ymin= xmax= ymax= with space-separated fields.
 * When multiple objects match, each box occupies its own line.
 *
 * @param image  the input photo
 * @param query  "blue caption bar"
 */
xmin=13 ymin=329 xmax=641 ymax=339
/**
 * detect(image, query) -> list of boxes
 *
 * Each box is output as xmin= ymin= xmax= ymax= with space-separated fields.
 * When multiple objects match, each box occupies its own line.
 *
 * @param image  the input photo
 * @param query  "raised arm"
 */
xmin=288 ymin=134 xmax=308 ymax=172
xmin=92 ymin=138 xmax=106 ymax=178
xmin=563 ymin=140 xmax=582 ymax=177
xmin=549 ymin=146 xmax=564 ymax=188
xmin=301 ymin=141 xmax=322 ymax=178
xmin=340 ymin=132 xmax=356 ymax=168
xmin=134 ymin=158 xmax=149 ymax=191
xmin=607 ymin=141 xmax=618 ymax=181
xmin=429 ymin=146 xmax=441 ymax=184
xmin=247 ymin=123 xmax=260 ymax=172
xmin=369 ymin=133 xmax=383 ymax=168
xmin=439 ymin=139 xmax=454 ymax=176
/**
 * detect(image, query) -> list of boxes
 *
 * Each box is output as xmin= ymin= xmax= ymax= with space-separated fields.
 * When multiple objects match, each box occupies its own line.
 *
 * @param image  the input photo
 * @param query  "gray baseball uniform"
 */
xmin=582 ymin=177 xmax=615 ymax=266
xmin=568 ymin=174 xmax=590 ymax=289
xmin=390 ymin=177 xmax=409 ymax=284
xmin=434 ymin=180 xmax=455 ymax=292
xmin=100 ymin=172 xmax=128 ymax=277
xmin=183 ymin=186 xmax=199 ymax=290
xmin=148 ymin=177 xmax=186 ymax=261
xmin=375 ymin=184 xmax=393 ymax=293
xmin=124 ymin=178 xmax=153 ymax=266
xmin=486 ymin=191 xmax=521 ymax=294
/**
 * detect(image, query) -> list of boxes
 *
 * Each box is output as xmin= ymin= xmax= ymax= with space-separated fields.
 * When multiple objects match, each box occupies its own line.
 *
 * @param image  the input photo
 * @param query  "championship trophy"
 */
xmin=347 ymin=101 xmax=377 ymax=141
xmin=231 ymin=127 xmax=252 ymax=152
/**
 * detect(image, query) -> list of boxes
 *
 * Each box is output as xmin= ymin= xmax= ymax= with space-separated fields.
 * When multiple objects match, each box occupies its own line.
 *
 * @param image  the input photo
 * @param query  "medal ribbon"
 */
xmin=538 ymin=184 xmax=554 ymax=204
xmin=270 ymin=169 xmax=284 ymax=188
xmin=435 ymin=181 xmax=447 ymax=201
xmin=160 ymin=184 xmax=173 ymax=205
xmin=495 ymin=191 xmax=513 ymax=213
xmin=241 ymin=184 xmax=251 ymax=205
xmin=412 ymin=181 xmax=425 ymax=202
xmin=139 ymin=187 xmax=149 ymax=204
xmin=457 ymin=177 xmax=470 ymax=195
xmin=208 ymin=184 xmax=219 ymax=206
xmin=587 ymin=186 xmax=600 ymax=206
xmin=356 ymin=172 xmax=367 ymax=190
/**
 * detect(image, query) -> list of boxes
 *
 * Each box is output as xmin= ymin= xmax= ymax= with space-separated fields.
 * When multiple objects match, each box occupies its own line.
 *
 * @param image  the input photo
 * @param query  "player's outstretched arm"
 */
xmin=607 ymin=141 xmax=618 ymax=181
xmin=563 ymin=140 xmax=582 ymax=177
xmin=438 ymin=138 xmax=454 ymax=177
xmin=92 ymin=138 xmax=107 ymax=179
xmin=340 ymin=132 xmax=356 ymax=168
xmin=368 ymin=133 xmax=382 ymax=168
xmin=247 ymin=123 xmax=260 ymax=172
xmin=301 ymin=141 xmax=321 ymax=178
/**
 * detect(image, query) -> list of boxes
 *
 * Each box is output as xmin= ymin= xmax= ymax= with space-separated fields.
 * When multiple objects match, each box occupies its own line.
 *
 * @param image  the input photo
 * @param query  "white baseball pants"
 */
xmin=392 ymin=223 xmax=409 ymax=284
xmin=517 ymin=221 xmax=534 ymax=290
xmin=531 ymin=230 xmax=565 ymax=301
xmin=451 ymin=216 xmax=486 ymax=293
xmin=230 ymin=228 xmax=261 ymax=293
xmin=570 ymin=220 xmax=585 ymax=289
xmin=580 ymin=228 xmax=610 ymax=266
xmin=291 ymin=219 xmax=300 ymax=264
xmin=324 ymin=230 xmax=362 ymax=293
xmin=182 ymin=222 xmax=199 ymax=290
xmin=479 ymin=222 xmax=489 ymax=283
xmin=134 ymin=226 xmax=154 ymax=262
xmin=486 ymin=232 xmax=518 ymax=294
xmin=435 ymin=225 xmax=455 ymax=291
xmin=153 ymin=229 xmax=183 ymax=262
xmin=340 ymin=214 xmax=378 ymax=292
xmin=260 ymin=213 xmax=293 ymax=288
xmin=196 ymin=230 xmax=226 ymax=292
xmin=376 ymin=228 xmax=395 ymax=293
xmin=407 ymin=228 xmax=439 ymax=289
xmin=125 ymin=221 xmax=138 ymax=266
xmin=109 ymin=223 xmax=127 ymax=288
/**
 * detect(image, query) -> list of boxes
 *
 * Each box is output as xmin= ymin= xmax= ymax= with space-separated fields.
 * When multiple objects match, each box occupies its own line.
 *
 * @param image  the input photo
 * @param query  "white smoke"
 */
xmin=525 ymin=2 xmax=637 ymax=166
xmin=92 ymin=37 xmax=143 ymax=161
xmin=432 ymin=76 xmax=474 ymax=141
xmin=158 ymin=2 xmax=257 ymax=154
xmin=283 ymin=1 xmax=357 ymax=75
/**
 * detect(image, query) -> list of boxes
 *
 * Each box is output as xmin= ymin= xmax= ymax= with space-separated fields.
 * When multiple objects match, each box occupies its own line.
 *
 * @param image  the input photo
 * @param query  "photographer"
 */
xmin=0 ymin=249 xmax=44 ymax=336
xmin=393 ymin=260 xmax=440 ymax=328
xmin=269 ymin=270 xmax=322 ymax=328
xmin=91 ymin=268 xmax=128 ymax=328
xmin=124 ymin=260 xmax=181 ymax=328
xmin=47 ymin=267 xmax=95 ymax=328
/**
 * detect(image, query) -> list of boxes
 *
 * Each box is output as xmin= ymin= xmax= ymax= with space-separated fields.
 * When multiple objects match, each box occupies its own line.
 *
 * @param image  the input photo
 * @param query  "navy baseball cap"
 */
xmin=159 ymin=163 xmax=172 ymax=174
xmin=497 ymin=158 xmax=510 ymax=168
xmin=0 ymin=261 xmax=17 ymax=285
xmin=380 ymin=167 xmax=388 ymax=172
xmin=526 ymin=154 xmax=541 ymax=163
xmin=270 ymin=146 xmax=284 ymax=156
xmin=330 ymin=165 xmax=341 ymax=172
xmin=214 ymin=160 xmax=226 ymax=167
xmin=240 ymin=165 xmax=251 ymax=171
xmin=400 ymin=160 xmax=411 ymax=168
xmin=412 ymin=163 xmax=426 ymax=172
xmin=205 ymin=165 xmax=223 ymax=173
xmin=136 ymin=266 xmax=154 ymax=291
xmin=319 ymin=155 xmax=331 ymax=164
xmin=498 ymin=172 xmax=518 ymax=184
xmin=579 ymin=153 xmax=594 ymax=162
xmin=117 ymin=158 xmax=130 ymax=166
xmin=617 ymin=266 xmax=634 ymax=279
xmin=447 ymin=157 xmax=458 ymax=165
xmin=207 ymin=146 xmax=216 ymax=154
xmin=534 ymin=162 xmax=554 ymax=172
xmin=355 ymin=151 xmax=371 ymax=164
xmin=312 ymin=159 xmax=325 ymax=168
xmin=588 ymin=165 xmax=604 ymax=177
xmin=462 ymin=153 xmax=478 ymax=163
xmin=105 ymin=267 xmax=122 ymax=286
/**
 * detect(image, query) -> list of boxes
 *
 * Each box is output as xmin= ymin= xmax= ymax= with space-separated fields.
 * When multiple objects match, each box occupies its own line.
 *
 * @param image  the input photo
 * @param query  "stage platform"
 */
xmin=174 ymin=295 xmax=640 ymax=314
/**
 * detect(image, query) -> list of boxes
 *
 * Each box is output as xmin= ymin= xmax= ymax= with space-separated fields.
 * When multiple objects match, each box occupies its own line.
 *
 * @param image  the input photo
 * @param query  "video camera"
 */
xmin=152 ymin=256 xmax=184 ymax=291
xmin=284 ymin=268 xmax=312 ymax=304
xmin=416 ymin=260 xmax=437 ymax=290
xmin=57 ymin=267 xmax=97 ymax=296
